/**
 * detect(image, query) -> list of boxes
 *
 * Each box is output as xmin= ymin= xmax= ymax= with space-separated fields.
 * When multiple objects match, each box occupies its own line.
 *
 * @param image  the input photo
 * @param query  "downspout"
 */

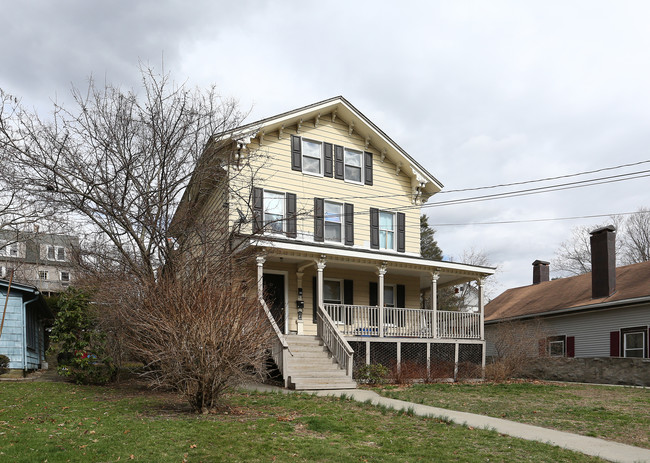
xmin=22 ymin=293 xmax=40 ymax=372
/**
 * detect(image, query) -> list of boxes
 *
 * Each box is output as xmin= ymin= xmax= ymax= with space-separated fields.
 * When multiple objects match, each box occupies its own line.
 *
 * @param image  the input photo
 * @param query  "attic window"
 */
xmin=344 ymin=149 xmax=362 ymax=183
xmin=301 ymin=139 xmax=322 ymax=175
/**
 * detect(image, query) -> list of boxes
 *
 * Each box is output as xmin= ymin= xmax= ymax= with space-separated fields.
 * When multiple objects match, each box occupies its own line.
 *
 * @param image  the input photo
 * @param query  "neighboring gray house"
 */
xmin=0 ymin=279 xmax=51 ymax=371
xmin=485 ymin=226 xmax=649 ymax=360
xmin=0 ymin=230 xmax=79 ymax=295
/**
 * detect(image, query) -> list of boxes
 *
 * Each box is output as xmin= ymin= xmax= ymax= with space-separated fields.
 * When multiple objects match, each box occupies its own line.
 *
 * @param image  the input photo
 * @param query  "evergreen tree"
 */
xmin=420 ymin=214 xmax=443 ymax=260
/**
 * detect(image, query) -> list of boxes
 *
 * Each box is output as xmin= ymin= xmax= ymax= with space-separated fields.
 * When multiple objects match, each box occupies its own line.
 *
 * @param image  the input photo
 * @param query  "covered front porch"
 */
xmin=255 ymin=239 xmax=493 ymax=342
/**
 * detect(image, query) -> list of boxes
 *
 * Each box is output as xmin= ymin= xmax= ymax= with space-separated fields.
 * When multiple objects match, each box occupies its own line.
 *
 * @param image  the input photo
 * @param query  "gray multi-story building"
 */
xmin=0 ymin=230 xmax=79 ymax=295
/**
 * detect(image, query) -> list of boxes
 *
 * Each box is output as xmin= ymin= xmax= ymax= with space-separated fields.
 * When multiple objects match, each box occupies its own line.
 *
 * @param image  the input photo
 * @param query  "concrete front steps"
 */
xmin=284 ymin=335 xmax=357 ymax=390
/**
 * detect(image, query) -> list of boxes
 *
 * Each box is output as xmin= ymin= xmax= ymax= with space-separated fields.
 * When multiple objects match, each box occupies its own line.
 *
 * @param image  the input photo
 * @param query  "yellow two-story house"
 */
xmin=177 ymin=97 xmax=495 ymax=389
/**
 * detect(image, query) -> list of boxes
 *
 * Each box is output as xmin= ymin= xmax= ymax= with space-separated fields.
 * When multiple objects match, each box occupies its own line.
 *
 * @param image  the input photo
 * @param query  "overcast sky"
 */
xmin=2 ymin=1 xmax=649 ymax=296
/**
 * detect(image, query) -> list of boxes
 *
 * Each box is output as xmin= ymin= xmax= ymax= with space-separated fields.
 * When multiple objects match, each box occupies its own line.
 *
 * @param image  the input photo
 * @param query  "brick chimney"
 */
xmin=532 ymin=260 xmax=550 ymax=284
xmin=590 ymin=225 xmax=616 ymax=298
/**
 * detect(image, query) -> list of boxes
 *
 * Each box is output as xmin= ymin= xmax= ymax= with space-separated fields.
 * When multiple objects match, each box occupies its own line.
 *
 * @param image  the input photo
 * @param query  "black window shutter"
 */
xmin=324 ymin=143 xmax=333 ymax=178
xmin=610 ymin=331 xmax=620 ymax=357
xmin=285 ymin=193 xmax=297 ymax=238
xmin=396 ymin=284 xmax=406 ymax=308
xmin=334 ymin=145 xmax=344 ymax=180
xmin=566 ymin=336 xmax=575 ymax=358
xmin=369 ymin=208 xmax=379 ymax=249
xmin=397 ymin=212 xmax=406 ymax=253
xmin=369 ymin=281 xmax=378 ymax=326
xmin=291 ymin=135 xmax=302 ymax=171
xmin=344 ymin=203 xmax=354 ymax=246
xmin=253 ymin=187 xmax=264 ymax=233
xmin=314 ymin=198 xmax=324 ymax=242
xmin=313 ymin=276 xmax=318 ymax=323
xmin=344 ymin=280 xmax=354 ymax=324
xmin=364 ymin=151 xmax=373 ymax=185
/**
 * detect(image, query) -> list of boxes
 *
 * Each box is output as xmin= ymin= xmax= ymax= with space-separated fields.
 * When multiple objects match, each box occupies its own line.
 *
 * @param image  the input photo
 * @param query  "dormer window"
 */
xmin=301 ymin=139 xmax=322 ymax=175
xmin=344 ymin=149 xmax=362 ymax=183
xmin=47 ymin=245 xmax=66 ymax=261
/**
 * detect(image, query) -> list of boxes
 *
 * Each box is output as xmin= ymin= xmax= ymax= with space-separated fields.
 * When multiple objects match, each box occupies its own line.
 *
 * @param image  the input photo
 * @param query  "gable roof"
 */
xmin=485 ymin=260 xmax=650 ymax=322
xmin=215 ymin=96 xmax=443 ymax=199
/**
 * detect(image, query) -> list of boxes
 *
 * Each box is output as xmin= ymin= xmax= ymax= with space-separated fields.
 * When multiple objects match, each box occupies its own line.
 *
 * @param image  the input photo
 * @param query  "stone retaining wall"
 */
xmin=518 ymin=357 xmax=650 ymax=386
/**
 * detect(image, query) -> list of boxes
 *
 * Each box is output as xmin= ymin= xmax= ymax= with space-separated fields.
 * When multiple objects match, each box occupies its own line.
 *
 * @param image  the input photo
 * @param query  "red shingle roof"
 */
xmin=485 ymin=260 xmax=650 ymax=321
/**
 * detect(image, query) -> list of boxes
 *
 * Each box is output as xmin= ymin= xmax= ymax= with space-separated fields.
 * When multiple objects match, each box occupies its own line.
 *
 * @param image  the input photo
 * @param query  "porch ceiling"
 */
xmin=255 ymin=239 xmax=494 ymax=288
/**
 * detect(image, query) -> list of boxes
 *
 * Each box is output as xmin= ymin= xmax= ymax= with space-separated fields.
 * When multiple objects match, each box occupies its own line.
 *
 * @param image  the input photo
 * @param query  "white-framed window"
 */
xmin=623 ymin=329 xmax=645 ymax=358
xmin=324 ymin=201 xmax=343 ymax=242
xmin=549 ymin=340 xmax=565 ymax=357
xmin=301 ymin=139 xmax=322 ymax=175
xmin=379 ymin=211 xmax=395 ymax=250
xmin=38 ymin=270 xmax=48 ymax=281
xmin=263 ymin=191 xmax=285 ymax=233
xmin=344 ymin=148 xmax=363 ymax=183
xmin=47 ymin=245 xmax=66 ymax=261
xmin=1 ymin=242 xmax=19 ymax=257
xmin=60 ymin=271 xmax=70 ymax=282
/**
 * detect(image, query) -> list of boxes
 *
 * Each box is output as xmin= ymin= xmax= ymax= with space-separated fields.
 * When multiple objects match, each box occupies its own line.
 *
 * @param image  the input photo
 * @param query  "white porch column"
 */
xmin=316 ymin=255 xmax=327 ymax=321
xmin=378 ymin=262 xmax=387 ymax=338
xmin=256 ymin=255 xmax=266 ymax=298
xmin=431 ymin=271 xmax=439 ymax=338
xmin=478 ymin=278 xmax=485 ymax=340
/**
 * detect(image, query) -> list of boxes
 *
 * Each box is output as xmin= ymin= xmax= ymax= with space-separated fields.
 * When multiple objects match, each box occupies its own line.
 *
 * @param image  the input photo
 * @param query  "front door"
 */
xmin=263 ymin=273 xmax=285 ymax=333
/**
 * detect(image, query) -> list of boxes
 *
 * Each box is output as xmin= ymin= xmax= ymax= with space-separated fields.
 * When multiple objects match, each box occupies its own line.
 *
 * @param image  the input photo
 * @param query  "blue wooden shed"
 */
xmin=0 ymin=279 xmax=52 ymax=371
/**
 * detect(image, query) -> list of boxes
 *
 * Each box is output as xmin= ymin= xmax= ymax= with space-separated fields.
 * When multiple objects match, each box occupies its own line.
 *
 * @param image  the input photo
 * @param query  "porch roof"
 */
xmin=252 ymin=238 xmax=495 ymax=288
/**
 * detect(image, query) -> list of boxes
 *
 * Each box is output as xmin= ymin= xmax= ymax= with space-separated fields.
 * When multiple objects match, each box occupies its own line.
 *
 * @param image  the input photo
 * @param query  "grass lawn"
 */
xmin=376 ymin=380 xmax=650 ymax=449
xmin=0 ymin=381 xmax=607 ymax=462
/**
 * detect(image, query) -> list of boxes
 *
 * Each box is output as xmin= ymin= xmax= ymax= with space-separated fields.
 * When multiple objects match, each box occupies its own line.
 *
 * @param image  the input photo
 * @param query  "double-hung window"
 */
xmin=379 ymin=212 xmax=395 ymax=250
xmin=60 ymin=271 xmax=70 ymax=282
xmin=46 ymin=245 xmax=66 ymax=261
xmin=622 ymin=329 xmax=645 ymax=358
xmin=344 ymin=149 xmax=362 ymax=183
xmin=38 ymin=270 xmax=48 ymax=281
xmin=302 ymin=139 xmax=322 ymax=175
xmin=324 ymin=201 xmax=342 ymax=242
xmin=263 ymin=191 xmax=285 ymax=233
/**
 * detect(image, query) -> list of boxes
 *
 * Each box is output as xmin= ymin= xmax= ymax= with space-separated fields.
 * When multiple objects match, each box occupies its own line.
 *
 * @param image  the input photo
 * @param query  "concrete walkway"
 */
xmin=244 ymin=384 xmax=650 ymax=463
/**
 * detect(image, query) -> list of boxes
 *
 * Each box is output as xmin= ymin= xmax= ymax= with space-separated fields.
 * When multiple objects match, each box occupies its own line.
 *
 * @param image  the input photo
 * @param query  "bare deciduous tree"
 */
xmin=0 ymin=66 xmax=246 ymax=283
xmin=553 ymin=211 xmax=649 ymax=276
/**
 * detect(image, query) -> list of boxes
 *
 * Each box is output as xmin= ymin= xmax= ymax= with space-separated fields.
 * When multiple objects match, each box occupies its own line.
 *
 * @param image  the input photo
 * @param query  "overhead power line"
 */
xmin=432 ymin=211 xmax=644 ymax=227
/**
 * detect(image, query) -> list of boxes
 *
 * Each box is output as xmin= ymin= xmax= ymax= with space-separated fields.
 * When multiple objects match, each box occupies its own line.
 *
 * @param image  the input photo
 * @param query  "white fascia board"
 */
xmin=253 ymin=239 xmax=495 ymax=276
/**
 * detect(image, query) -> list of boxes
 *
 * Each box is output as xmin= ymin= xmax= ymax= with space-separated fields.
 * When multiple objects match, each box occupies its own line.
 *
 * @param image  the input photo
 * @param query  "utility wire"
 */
xmin=431 ymin=211 xmax=643 ymax=227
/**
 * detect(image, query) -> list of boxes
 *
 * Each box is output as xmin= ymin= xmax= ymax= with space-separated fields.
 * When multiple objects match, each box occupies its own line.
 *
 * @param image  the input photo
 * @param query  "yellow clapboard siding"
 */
xmin=227 ymin=121 xmax=422 ymax=254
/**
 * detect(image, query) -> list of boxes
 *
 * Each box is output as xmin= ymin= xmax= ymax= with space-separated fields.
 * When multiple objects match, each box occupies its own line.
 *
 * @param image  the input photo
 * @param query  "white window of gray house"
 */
xmin=38 ymin=270 xmax=48 ymax=281
xmin=379 ymin=212 xmax=395 ymax=250
xmin=344 ymin=149 xmax=362 ymax=183
xmin=549 ymin=340 xmax=565 ymax=357
xmin=623 ymin=330 xmax=645 ymax=358
xmin=60 ymin=271 xmax=70 ymax=282
xmin=3 ymin=242 xmax=19 ymax=257
xmin=263 ymin=191 xmax=285 ymax=233
xmin=47 ymin=245 xmax=66 ymax=261
xmin=302 ymin=139 xmax=322 ymax=175
xmin=323 ymin=279 xmax=342 ymax=322
xmin=324 ymin=201 xmax=342 ymax=242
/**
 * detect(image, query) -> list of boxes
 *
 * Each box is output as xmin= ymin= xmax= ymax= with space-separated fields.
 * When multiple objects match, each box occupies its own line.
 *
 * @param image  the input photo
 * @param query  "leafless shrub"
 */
xmin=113 ymin=266 xmax=272 ymax=413
xmin=486 ymin=319 xmax=549 ymax=381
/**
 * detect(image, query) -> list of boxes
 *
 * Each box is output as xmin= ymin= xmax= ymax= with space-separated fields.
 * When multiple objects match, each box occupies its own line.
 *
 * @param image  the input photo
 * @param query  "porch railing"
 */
xmin=259 ymin=297 xmax=291 ymax=386
xmin=316 ymin=303 xmax=354 ymax=377
xmin=323 ymin=304 xmax=481 ymax=340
